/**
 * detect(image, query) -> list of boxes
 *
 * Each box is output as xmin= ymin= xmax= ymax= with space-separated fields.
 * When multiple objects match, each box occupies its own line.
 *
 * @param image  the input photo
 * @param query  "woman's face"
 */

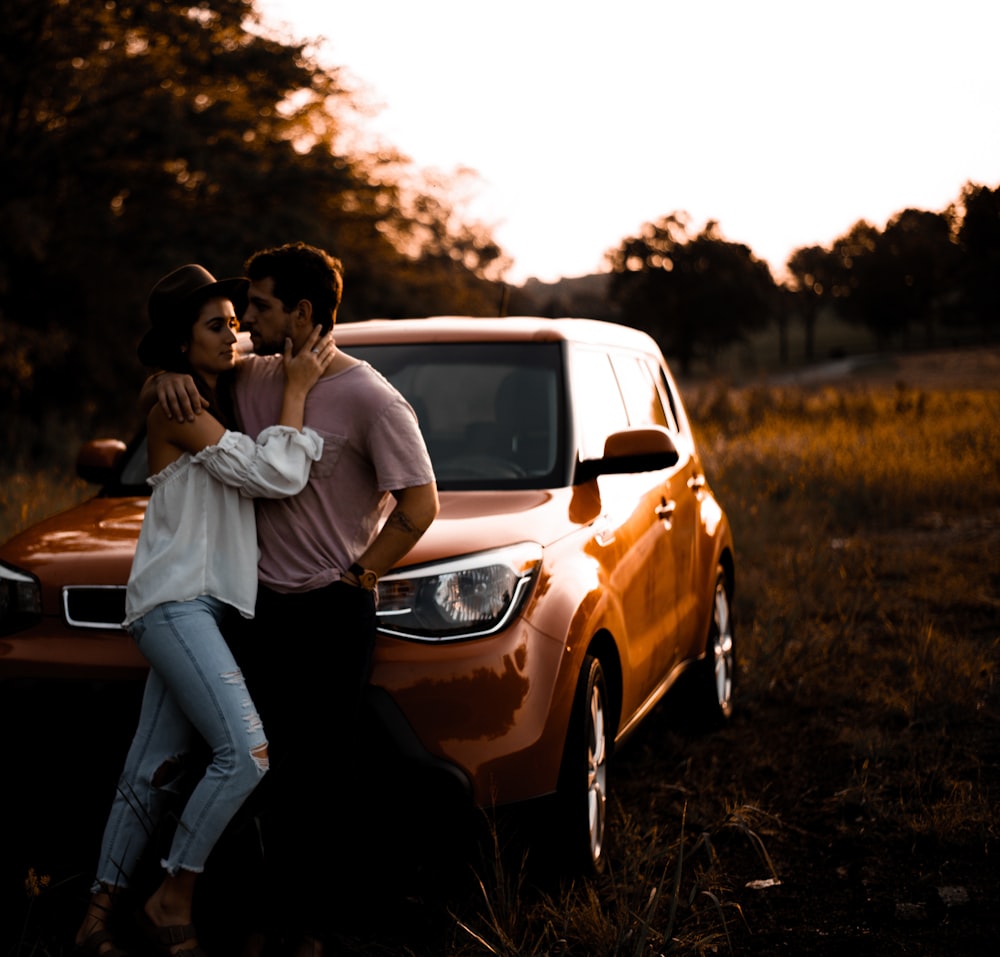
xmin=184 ymin=296 xmax=240 ymax=376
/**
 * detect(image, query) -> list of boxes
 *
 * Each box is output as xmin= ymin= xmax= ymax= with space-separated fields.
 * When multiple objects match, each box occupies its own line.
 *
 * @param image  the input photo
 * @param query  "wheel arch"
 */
xmin=719 ymin=545 xmax=735 ymax=597
xmin=581 ymin=628 xmax=623 ymax=753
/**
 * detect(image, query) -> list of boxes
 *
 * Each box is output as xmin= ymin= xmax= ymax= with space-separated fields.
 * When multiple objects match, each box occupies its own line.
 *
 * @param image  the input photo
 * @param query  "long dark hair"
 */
xmin=168 ymin=298 xmax=239 ymax=431
xmin=188 ymin=368 xmax=238 ymax=431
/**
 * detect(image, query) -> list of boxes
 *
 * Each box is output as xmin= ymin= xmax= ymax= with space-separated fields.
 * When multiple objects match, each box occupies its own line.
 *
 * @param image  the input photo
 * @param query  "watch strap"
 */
xmin=348 ymin=562 xmax=378 ymax=591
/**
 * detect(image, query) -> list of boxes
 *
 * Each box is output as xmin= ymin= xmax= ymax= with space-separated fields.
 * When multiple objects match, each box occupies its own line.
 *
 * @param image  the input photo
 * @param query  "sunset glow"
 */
xmin=256 ymin=0 xmax=1000 ymax=283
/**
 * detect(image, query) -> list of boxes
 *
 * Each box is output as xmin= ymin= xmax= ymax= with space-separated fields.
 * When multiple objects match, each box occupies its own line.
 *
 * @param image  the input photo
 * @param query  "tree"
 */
xmin=0 ymin=0 xmax=506 ymax=452
xmin=786 ymin=244 xmax=836 ymax=362
xmin=1 ymin=0 xmax=361 ymax=430
xmin=880 ymin=208 xmax=957 ymax=348
xmin=820 ymin=220 xmax=890 ymax=347
xmin=816 ymin=212 xmax=956 ymax=350
xmin=955 ymin=182 xmax=1000 ymax=340
xmin=607 ymin=215 xmax=776 ymax=374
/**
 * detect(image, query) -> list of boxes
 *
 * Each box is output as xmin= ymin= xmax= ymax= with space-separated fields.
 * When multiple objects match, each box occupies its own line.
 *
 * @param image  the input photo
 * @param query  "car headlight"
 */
xmin=0 ymin=562 xmax=42 ymax=635
xmin=376 ymin=543 xmax=543 ymax=641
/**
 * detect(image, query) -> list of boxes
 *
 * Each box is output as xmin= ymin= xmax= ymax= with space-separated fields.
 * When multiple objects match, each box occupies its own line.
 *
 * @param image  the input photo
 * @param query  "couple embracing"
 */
xmin=75 ymin=242 xmax=438 ymax=957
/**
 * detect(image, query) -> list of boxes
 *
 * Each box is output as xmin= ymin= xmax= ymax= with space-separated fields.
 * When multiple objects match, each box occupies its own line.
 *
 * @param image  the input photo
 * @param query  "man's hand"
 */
xmin=140 ymin=372 xmax=205 ymax=421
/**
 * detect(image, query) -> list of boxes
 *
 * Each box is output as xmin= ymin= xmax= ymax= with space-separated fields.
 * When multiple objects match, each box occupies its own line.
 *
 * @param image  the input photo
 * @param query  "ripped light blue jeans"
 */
xmin=95 ymin=596 xmax=268 ymax=887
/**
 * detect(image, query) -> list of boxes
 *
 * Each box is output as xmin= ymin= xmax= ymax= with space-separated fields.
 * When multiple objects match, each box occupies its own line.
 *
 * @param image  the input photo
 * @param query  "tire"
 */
xmin=556 ymin=654 xmax=609 ymax=874
xmin=692 ymin=566 xmax=735 ymax=728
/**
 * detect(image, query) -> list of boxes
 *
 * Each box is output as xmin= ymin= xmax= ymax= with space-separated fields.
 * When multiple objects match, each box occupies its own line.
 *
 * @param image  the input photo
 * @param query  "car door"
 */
xmin=609 ymin=352 xmax=696 ymax=682
xmin=569 ymin=347 xmax=680 ymax=710
xmin=653 ymin=364 xmax=703 ymax=660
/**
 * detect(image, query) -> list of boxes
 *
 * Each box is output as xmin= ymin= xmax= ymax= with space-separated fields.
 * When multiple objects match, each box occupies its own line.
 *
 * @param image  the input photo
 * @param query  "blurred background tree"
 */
xmin=785 ymin=244 xmax=833 ymax=362
xmin=607 ymin=215 xmax=777 ymax=375
xmin=815 ymin=212 xmax=956 ymax=350
xmin=782 ymin=199 xmax=994 ymax=356
xmin=0 ymin=0 xmax=997 ymax=470
xmin=955 ymin=182 xmax=1000 ymax=341
xmin=0 ymin=0 xmax=505 ymax=456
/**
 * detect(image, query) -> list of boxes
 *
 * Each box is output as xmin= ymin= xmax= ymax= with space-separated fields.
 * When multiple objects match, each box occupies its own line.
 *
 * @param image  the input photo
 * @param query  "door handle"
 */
xmin=655 ymin=499 xmax=676 ymax=525
xmin=594 ymin=520 xmax=616 ymax=547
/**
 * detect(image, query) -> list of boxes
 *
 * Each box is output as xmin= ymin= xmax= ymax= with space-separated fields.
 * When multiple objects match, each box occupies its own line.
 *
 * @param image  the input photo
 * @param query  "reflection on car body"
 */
xmin=0 ymin=316 xmax=735 ymax=872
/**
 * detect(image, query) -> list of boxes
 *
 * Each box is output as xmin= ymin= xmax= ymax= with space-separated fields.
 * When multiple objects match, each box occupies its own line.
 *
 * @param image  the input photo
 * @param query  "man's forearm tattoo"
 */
xmin=388 ymin=510 xmax=419 ymax=537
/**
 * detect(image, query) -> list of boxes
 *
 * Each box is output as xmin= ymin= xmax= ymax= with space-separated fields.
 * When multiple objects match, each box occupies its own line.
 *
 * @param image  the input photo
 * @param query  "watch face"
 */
xmin=360 ymin=570 xmax=378 ymax=590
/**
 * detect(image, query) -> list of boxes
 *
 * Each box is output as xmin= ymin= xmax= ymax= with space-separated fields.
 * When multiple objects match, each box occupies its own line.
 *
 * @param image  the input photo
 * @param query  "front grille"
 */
xmin=62 ymin=586 xmax=127 ymax=630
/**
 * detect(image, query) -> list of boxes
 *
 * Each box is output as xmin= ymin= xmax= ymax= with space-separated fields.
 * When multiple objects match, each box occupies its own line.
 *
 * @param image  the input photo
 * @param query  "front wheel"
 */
xmin=555 ymin=655 xmax=609 ymax=874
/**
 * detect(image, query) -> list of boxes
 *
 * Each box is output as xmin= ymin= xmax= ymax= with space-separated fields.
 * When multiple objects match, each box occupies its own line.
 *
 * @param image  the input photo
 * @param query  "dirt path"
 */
xmin=768 ymin=345 xmax=1000 ymax=391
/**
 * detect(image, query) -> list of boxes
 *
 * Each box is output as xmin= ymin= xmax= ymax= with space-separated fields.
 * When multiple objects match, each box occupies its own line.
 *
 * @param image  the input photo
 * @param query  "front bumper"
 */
xmin=0 ymin=618 xmax=146 ymax=681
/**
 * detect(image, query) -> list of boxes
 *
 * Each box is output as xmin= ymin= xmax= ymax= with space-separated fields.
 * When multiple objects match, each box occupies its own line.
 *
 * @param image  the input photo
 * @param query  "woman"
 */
xmin=74 ymin=264 xmax=333 ymax=957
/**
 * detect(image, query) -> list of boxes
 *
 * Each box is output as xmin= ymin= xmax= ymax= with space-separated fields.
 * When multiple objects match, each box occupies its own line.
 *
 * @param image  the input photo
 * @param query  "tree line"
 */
xmin=2 ymin=0 xmax=997 ymax=465
xmin=585 ymin=185 xmax=997 ymax=376
xmin=0 ymin=0 xmax=505 ymax=459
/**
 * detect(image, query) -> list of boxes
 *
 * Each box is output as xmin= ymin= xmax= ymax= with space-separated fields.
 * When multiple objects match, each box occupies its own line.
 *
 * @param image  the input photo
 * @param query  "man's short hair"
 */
xmin=244 ymin=242 xmax=344 ymax=334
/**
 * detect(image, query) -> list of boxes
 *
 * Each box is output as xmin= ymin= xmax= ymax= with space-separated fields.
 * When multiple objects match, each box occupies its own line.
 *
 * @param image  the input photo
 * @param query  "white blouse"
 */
xmin=123 ymin=426 xmax=323 ymax=626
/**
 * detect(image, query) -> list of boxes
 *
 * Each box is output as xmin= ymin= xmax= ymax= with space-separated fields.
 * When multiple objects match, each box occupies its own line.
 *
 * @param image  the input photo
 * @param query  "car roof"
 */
xmin=332 ymin=316 xmax=662 ymax=354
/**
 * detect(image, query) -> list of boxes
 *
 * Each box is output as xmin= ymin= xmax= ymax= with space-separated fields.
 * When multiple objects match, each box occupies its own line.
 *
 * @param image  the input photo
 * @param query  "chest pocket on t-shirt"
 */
xmin=310 ymin=430 xmax=349 ymax=479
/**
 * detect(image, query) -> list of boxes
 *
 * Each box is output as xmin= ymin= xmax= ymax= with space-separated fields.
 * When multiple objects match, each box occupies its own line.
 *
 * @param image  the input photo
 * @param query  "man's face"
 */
xmin=241 ymin=277 xmax=294 ymax=355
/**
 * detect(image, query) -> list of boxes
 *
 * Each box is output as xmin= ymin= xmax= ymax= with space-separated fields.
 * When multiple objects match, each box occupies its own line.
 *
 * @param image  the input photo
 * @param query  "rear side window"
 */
xmin=657 ymin=367 xmax=686 ymax=436
xmin=610 ymin=353 xmax=676 ymax=431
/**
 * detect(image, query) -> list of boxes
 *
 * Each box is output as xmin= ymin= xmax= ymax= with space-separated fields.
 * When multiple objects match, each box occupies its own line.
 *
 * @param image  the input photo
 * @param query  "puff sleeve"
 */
xmin=192 ymin=426 xmax=324 ymax=498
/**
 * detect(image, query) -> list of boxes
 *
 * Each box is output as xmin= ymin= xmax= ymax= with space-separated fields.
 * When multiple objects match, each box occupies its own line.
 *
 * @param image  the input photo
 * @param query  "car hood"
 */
xmin=397 ymin=487 xmax=595 ymax=568
xmin=0 ymin=487 xmax=598 ymax=592
xmin=0 ymin=497 xmax=147 ymax=593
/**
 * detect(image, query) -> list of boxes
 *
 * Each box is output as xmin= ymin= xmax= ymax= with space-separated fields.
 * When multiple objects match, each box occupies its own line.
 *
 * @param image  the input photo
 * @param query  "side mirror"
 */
xmin=574 ymin=427 xmax=679 ymax=484
xmin=76 ymin=439 xmax=127 ymax=485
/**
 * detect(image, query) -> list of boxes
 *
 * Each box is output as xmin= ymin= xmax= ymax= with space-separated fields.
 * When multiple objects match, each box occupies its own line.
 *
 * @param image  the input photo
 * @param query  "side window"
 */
xmin=657 ymin=367 xmax=684 ymax=434
xmin=570 ymin=347 xmax=629 ymax=461
xmin=610 ymin=353 xmax=673 ymax=430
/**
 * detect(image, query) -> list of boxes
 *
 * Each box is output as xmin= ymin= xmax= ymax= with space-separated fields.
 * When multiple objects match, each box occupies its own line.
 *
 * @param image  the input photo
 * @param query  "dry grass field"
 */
xmin=3 ymin=346 xmax=998 ymax=956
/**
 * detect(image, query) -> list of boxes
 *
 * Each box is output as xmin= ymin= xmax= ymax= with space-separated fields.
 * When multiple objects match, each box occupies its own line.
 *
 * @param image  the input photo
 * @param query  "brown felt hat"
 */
xmin=138 ymin=264 xmax=248 ymax=368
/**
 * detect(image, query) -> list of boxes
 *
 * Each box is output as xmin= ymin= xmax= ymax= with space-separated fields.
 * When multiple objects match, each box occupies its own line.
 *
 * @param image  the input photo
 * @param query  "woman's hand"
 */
xmin=282 ymin=326 xmax=336 ymax=394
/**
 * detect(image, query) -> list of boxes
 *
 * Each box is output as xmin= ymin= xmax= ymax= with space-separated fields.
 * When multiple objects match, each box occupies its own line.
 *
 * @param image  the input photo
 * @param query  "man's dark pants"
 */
xmin=224 ymin=579 xmax=377 ymax=942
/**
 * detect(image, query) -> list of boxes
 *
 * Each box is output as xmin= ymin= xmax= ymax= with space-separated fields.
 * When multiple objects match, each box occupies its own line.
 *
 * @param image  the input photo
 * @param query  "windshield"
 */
xmin=105 ymin=342 xmax=568 ymax=495
xmin=350 ymin=341 xmax=567 ymax=491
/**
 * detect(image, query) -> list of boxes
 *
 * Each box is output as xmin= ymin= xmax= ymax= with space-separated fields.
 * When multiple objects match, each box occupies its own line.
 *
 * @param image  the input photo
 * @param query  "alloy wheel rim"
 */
xmin=713 ymin=580 xmax=734 ymax=713
xmin=586 ymin=679 xmax=607 ymax=863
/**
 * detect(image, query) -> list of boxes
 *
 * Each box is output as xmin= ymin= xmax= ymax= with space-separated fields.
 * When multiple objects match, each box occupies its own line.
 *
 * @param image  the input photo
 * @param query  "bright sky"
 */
xmin=256 ymin=0 xmax=1000 ymax=284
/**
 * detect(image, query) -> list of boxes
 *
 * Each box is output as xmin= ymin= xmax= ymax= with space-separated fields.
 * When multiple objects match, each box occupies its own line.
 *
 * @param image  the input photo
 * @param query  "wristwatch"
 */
xmin=347 ymin=562 xmax=379 ymax=591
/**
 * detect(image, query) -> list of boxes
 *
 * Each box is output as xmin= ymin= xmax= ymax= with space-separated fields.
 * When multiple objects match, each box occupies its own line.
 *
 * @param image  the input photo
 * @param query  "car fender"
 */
xmin=518 ymin=530 xmax=630 ymax=767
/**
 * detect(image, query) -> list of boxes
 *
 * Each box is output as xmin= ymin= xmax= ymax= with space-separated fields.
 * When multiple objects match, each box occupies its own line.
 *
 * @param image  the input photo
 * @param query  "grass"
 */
xmin=691 ymin=382 xmax=1000 ymax=532
xmin=4 ymin=363 xmax=1000 ymax=955
xmin=0 ymin=468 xmax=91 ymax=546
xmin=0 ymin=401 xmax=133 ymax=545
xmin=439 ymin=803 xmax=751 ymax=957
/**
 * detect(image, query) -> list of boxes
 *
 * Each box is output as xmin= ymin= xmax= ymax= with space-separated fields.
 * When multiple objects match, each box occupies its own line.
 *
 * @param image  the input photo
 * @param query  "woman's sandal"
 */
xmin=135 ymin=911 xmax=208 ymax=957
xmin=73 ymin=929 xmax=128 ymax=957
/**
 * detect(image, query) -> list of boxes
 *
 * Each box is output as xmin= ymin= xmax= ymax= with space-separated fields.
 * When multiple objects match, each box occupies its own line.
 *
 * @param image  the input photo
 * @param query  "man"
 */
xmin=150 ymin=242 xmax=438 ymax=954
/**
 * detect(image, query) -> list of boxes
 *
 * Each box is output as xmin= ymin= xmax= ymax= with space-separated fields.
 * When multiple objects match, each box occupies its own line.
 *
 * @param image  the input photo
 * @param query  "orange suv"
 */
xmin=0 ymin=316 xmax=735 ymax=872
